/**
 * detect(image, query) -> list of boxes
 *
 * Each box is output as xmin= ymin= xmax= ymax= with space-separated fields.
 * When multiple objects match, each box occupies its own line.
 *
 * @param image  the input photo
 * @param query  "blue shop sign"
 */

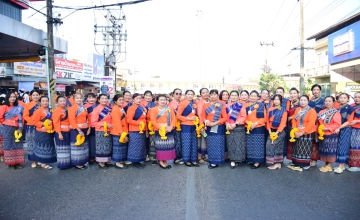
xmin=328 ymin=20 xmax=360 ymax=64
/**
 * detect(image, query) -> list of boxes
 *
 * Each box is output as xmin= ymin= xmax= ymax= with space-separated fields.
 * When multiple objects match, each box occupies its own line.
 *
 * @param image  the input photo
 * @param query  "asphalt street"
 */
xmin=0 ymin=148 xmax=359 ymax=220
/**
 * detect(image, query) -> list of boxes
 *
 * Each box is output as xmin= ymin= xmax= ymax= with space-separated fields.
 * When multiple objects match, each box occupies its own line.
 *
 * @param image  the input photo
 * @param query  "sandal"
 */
xmin=41 ymin=164 xmax=53 ymax=170
xmin=334 ymin=167 xmax=343 ymax=174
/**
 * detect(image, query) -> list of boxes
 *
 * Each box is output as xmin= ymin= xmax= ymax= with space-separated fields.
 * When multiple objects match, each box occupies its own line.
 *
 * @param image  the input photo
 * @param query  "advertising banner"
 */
xmin=92 ymin=54 xmax=105 ymax=76
xmin=14 ymin=62 xmax=46 ymax=77
xmin=328 ymin=20 xmax=360 ymax=64
xmin=39 ymin=82 xmax=66 ymax=91
xmin=99 ymin=77 xmax=115 ymax=98
xmin=82 ymin=63 xmax=93 ymax=81
xmin=54 ymin=58 xmax=83 ymax=80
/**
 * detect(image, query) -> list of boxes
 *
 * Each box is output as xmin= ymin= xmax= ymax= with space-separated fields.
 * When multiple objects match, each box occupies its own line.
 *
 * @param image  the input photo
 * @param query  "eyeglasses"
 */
xmin=175 ymin=93 xmax=182 ymax=95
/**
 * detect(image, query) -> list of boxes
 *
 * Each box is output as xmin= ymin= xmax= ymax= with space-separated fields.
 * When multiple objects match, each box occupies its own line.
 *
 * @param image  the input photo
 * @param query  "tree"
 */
xmin=301 ymin=78 xmax=314 ymax=95
xmin=259 ymin=73 xmax=286 ymax=94
xmin=260 ymin=64 xmax=272 ymax=73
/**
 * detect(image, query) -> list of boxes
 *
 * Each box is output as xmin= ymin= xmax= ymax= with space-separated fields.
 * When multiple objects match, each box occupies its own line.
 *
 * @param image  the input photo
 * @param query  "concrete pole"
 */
xmin=46 ymin=0 xmax=56 ymax=108
xmin=300 ymin=0 xmax=305 ymax=94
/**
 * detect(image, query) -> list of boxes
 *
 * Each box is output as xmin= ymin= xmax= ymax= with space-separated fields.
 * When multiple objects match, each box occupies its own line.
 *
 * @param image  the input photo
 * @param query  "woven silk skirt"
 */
xmin=55 ymin=132 xmax=71 ymax=169
xmin=205 ymin=125 xmax=225 ymax=165
xmin=319 ymin=134 xmax=338 ymax=163
xmin=174 ymin=130 xmax=182 ymax=160
xmin=95 ymin=131 xmax=112 ymax=163
xmin=155 ymin=130 xmax=176 ymax=160
xmin=226 ymin=125 xmax=246 ymax=162
xmin=292 ymin=133 xmax=314 ymax=167
xmin=2 ymin=125 xmax=25 ymax=166
xmin=266 ymin=130 xmax=286 ymax=164
xmin=127 ymin=132 xmax=146 ymax=162
xmin=112 ymin=135 xmax=127 ymax=162
xmin=25 ymin=125 xmax=36 ymax=161
xmin=336 ymin=127 xmax=351 ymax=163
xmin=348 ymin=128 xmax=360 ymax=167
xmin=70 ymin=129 xmax=89 ymax=166
xmin=34 ymin=131 xmax=56 ymax=164
xmin=181 ymin=125 xmax=197 ymax=163
xmin=88 ymin=127 xmax=96 ymax=160
xmin=246 ymin=126 xmax=266 ymax=163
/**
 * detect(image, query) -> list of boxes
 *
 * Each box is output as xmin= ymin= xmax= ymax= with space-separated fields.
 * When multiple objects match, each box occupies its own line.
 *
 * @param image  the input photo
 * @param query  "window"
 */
xmin=193 ymin=84 xmax=198 ymax=88
xmin=209 ymin=84 xmax=214 ymax=88
xmin=141 ymin=83 xmax=145 ymax=87
xmin=320 ymin=84 xmax=331 ymax=97
xmin=150 ymin=83 xmax=154 ymax=88
xmin=159 ymin=84 xmax=163 ymax=88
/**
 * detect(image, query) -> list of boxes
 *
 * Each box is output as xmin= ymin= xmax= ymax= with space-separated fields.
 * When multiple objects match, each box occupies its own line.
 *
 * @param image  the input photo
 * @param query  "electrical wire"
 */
xmin=272 ymin=1 xmax=298 ymax=41
xmin=264 ymin=0 xmax=286 ymax=39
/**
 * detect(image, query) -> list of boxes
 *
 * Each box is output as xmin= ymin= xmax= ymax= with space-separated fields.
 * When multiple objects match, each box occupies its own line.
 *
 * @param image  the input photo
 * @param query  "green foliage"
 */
xmin=259 ymin=73 xmax=286 ymax=94
xmin=301 ymin=78 xmax=314 ymax=95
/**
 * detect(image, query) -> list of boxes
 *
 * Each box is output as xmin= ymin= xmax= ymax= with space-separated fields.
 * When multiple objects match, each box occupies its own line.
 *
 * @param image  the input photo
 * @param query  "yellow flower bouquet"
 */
xmin=119 ymin=132 xmax=128 ymax=143
xmin=44 ymin=119 xmax=54 ymax=133
xmin=246 ymin=121 xmax=252 ymax=134
xmin=14 ymin=130 xmax=22 ymax=143
xmin=139 ymin=121 xmax=145 ymax=134
xmin=75 ymin=134 xmax=85 ymax=146
xmin=270 ymin=132 xmax=278 ymax=145
xmin=175 ymin=120 xmax=181 ymax=131
xmin=318 ymin=124 xmax=325 ymax=141
xmin=159 ymin=126 xmax=168 ymax=140
xmin=148 ymin=121 xmax=155 ymax=135
xmin=289 ymin=128 xmax=299 ymax=142
xmin=103 ymin=121 xmax=109 ymax=137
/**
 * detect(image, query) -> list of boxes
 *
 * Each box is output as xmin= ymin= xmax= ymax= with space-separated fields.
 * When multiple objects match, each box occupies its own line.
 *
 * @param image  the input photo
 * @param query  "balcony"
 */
xmin=306 ymin=65 xmax=330 ymax=78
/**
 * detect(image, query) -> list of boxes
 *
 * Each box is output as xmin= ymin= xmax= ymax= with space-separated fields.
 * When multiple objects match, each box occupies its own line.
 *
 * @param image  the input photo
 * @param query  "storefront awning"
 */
xmin=330 ymin=59 xmax=360 ymax=71
xmin=11 ymin=76 xmax=46 ymax=82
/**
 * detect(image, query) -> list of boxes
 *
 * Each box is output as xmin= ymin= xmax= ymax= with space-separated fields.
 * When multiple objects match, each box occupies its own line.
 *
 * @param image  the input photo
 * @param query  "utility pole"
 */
xmin=299 ymin=0 xmax=305 ymax=94
xmin=260 ymin=41 xmax=274 ymax=73
xmin=196 ymin=9 xmax=203 ymax=89
xmin=46 ymin=0 xmax=56 ymax=109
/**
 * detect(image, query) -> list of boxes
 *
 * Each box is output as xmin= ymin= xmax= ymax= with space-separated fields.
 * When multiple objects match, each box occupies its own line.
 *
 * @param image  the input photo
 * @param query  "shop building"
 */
xmin=306 ymin=12 xmax=360 ymax=96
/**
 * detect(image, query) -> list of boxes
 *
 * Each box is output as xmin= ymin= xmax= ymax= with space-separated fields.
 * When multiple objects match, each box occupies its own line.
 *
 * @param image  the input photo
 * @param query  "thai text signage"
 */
xmin=14 ymin=62 xmax=46 ymax=77
xmin=328 ymin=20 xmax=360 ymax=64
xmin=54 ymin=58 xmax=83 ymax=79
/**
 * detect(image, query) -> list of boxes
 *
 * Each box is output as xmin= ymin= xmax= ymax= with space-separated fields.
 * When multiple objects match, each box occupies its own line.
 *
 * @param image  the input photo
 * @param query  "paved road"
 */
xmin=1 ymin=150 xmax=359 ymax=220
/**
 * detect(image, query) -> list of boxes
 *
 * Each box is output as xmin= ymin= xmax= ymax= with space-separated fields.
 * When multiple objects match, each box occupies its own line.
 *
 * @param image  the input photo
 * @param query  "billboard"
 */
xmin=14 ymin=62 xmax=46 ymax=77
xmin=328 ymin=20 xmax=360 ymax=64
xmin=54 ymin=58 xmax=83 ymax=80
xmin=99 ymin=76 xmax=115 ymax=98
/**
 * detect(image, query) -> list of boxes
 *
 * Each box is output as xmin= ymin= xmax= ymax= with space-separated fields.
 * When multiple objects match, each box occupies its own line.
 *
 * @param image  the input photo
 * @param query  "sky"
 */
xmin=22 ymin=0 xmax=360 ymax=83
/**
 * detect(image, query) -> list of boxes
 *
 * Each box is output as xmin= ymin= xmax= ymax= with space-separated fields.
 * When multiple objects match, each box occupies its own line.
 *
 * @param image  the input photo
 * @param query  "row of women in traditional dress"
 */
xmin=0 ymin=85 xmax=360 ymax=173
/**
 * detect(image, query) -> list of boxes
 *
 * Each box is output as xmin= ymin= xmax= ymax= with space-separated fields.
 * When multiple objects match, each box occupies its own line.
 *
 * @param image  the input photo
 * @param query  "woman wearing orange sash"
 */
xmin=197 ymin=88 xmax=209 ymax=164
xmin=0 ymin=92 xmax=25 ymax=169
xmin=126 ymin=93 xmax=147 ymax=168
xmin=317 ymin=96 xmax=341 ymax=172
xmin=288 ymin=95 xmax=317 ymax=172
xmin=84 ymin=93 xmax=98 ymax=163
xmin=68 ymin=93 xmax=90 ymax=169
xmin=201 ymin=89 xmax=227 ymax=169
xmin=225 ymin=91 xmax=246 ymax=168
xmin=32 ymin=96 xmax=56 ymax=170
xmin=266 ymin=94 xmax=288 ymax=169
xmin=91 ymin=94 xmax=113 ymax=168
xmin=150 ymin=94 xmax=176 ymax=169
xmin=141 ymin=90 xmax=156 ymax=162
xmin=177 ymin=90 xmax=198 ymax=167
xmin=110 ymin=94 xmax=128 ymax=169
xmin=52 ymin=96 xmax=71 ymax=169
xmin=169 ymin=88 xmax=183 ymax=164
xmin=241 ymin=90 xmax=267 ymax=169
xmin=23 ymin=90 xmax=40 ymax=168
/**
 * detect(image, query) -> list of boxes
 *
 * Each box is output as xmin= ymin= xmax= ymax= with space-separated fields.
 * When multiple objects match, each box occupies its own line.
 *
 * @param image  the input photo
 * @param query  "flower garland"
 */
xmin=159 ymin=125 xmax=168 ymax=140
xmin=75 ymin=134 xmax=85 ymax=146
xmin=44 ymin=119 xmax=54 ymax=133
xmin=246 ymin=121 xmax=252 ymax=134
xmin=270 ymin=132 xmax=278 ymax=145
xmin=103 ymin=122 xmax=109 ymax=137
xmin=289 ymin=128 xmax=299 ymax=142
xmin=139 ymin=121 xmax=145 ymax=134
xmin=119 ymin=132 xmax=128 ymax=143
xmin=175 ymin=120 xmax=181 ymax=131
xmin=148 ymin=121 xmax=155 ymax=135
xmin=14 ymin=130 xmax=22 ymax=142
xmin=318 ymin=124 xmax=325 ymax=141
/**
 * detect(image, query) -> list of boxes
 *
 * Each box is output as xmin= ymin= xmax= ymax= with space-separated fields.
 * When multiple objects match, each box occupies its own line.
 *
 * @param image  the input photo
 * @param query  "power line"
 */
xmin=264 ymin=0 xmax=286 ymax=39
xmin=272 ymin=1 xmax=298 ymax=41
